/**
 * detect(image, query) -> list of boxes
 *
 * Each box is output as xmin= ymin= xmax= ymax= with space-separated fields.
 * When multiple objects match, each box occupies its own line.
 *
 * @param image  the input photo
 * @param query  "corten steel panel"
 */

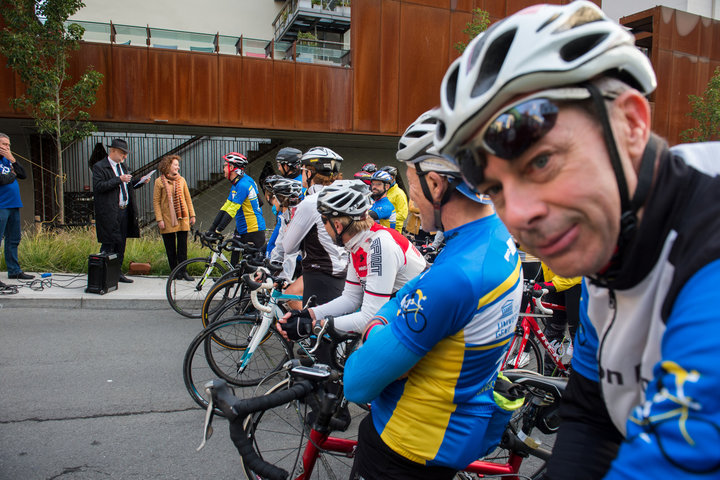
xmin=0 ymin=58 xmax=20 ymax=116
xmin=709 ymin=18 xmax=720 ymax=61
xmin=218 ymin=56 xmax=244 ymax=126
xmin=295 ymin=64 xmax=352 ymax=132
xmin=148 ymin=49 xmax=179 ymax=121
xmin=653 ymin=48 xmax=673 ymax=139
xmin=352 ymin=0 xmax=383 ymax=132
xmin=110 ymin=46 xmax=150 ymax=122
xmin=657 ymin=7 xmax=673 ymax=52
xmin=450 ymin=10 xmax=473 ymax=63
xmin=68 ymin=43 xmax=111 ymax=120
xmin=176 ymin=52 xmax=194 ymax=122
xmin=398 ymin=2 xmax=451 ymax=131
xmin=407 ymin=0 xmax=449 ymax=8
xmin=273 ymin=61 xmax=297 ymax=130
xmin=380 ymin=0 xmax=400 ymax=133
xmin=667 ymin=54 xmax=697 ymax=143
xmin=190 ymin=53 xmax=218 ymax=124
xmin=479 ymin=0 xmax=507 ymax=18
xmin=452 ymin=0 xmax=475 ymax=12
xmin=670 ymin=10 xmax=702 ymax=56
xmin=697 ymin=17 xmax=714 ymax=60
xmin=240 ymin=57 xmax=274 ymax=127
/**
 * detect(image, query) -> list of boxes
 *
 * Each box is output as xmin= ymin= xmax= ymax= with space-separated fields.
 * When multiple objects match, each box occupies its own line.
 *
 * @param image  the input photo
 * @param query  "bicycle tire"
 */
xmin=183 ymin=316 xmax=293 ymax=412
xmin=200 ymin=275 xmax=250 ymax=328
xmin=166 ymin=257 xmax=229 ymax=318
xmin=241 ymin=377 xmax=366 ymax=480
xmin=503 ymin=333 xmax=543 ymax=374
xmin=206 ymin=292 xmax=256 ymax=326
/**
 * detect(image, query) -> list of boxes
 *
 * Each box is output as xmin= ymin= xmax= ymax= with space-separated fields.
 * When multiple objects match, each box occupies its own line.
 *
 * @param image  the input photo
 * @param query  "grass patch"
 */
xmin=2 ymin=228 xmax=208 ymax=275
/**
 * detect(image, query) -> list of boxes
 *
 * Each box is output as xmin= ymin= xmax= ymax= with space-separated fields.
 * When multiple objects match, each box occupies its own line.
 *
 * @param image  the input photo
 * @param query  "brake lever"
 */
xmin=196 ymin=387 xmax=216 ymax=451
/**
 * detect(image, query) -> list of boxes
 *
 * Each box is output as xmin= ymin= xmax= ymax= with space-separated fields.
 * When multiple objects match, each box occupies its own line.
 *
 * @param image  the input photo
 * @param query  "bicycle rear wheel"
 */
xmin=503 ymin=333 xmax=543 ymax=374
xmin=182 ymin=316 xmax=292 ymax=411
xmin=241 ymin=378 xmax=366 ymax=480
xmin=166 ymin=257 xmax=229 ymax=318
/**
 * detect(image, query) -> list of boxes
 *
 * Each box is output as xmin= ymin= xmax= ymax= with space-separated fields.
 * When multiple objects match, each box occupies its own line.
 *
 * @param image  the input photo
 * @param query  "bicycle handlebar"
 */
xmin=207 ymin=378 xmax=315 ymax=480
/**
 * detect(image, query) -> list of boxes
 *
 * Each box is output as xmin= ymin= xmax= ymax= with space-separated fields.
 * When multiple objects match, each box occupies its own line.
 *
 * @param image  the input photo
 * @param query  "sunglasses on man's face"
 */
xmin=454 ymin=87 xmax=593 ymax=189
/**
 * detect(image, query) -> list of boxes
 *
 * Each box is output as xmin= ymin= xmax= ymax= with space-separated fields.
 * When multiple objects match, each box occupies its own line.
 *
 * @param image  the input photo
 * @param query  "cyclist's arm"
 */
xmin=344 ymin=322 xmax=421 ymax=404
xmin=313 ymin=236 xmax=401 ymax=332
xmin=209 ymin=199 xmax=240 ymax=233
xmin=311 ymin=279 xmax=364 ymax=330
xmin=602 ymin=260 xmax=720 ymax=479
xmin=266 ymin=212 xmax=282 ymax=257
xmin=281 ymin=199 xmax=316 ymax=255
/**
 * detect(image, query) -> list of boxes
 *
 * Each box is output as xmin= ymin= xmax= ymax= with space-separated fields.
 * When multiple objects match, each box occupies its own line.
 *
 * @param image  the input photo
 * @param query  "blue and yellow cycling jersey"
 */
xmin=346 ymin=213 xmax=523 ymax=469
xmin=370 ymin=196 xmax=396 ymax=230
xmin=220 ymin=174 xmax=265 ymax=234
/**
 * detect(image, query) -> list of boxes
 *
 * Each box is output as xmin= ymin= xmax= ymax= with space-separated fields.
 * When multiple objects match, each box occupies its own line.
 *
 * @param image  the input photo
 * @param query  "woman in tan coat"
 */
xmin=153 ymin=155 xmax=196 ymax=279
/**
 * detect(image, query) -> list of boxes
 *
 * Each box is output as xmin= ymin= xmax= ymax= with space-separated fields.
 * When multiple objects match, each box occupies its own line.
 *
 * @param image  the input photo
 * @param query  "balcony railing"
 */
xmin=66 ymin=20 xmax=351 ymax=66
xmin=273 ymin=0 xmax=351 ymax=42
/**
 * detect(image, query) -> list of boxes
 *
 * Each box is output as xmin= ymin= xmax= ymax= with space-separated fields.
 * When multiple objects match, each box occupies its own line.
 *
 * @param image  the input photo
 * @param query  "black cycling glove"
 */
xmin=281 ymin=309 xmax=314 ymax=341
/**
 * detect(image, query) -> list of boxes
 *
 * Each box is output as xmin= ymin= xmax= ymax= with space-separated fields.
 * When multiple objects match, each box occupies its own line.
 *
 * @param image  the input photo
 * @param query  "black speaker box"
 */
xmin=86 ymin=252 xmax=120 ymax=295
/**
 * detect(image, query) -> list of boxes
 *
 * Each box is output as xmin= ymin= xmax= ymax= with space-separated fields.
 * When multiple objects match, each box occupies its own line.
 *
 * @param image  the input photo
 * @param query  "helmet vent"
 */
xmin=445 ymin=65 xmax=459 ymax=110
xmin=537 ymin=13 xmax=560 ymax=33
xmin=560 ymin=33 xmax=608 ymax=62
xmin=471 ymin=28 xmax=516 ymax=98
xmin=555 ymin=5 xmax=604 ymax=33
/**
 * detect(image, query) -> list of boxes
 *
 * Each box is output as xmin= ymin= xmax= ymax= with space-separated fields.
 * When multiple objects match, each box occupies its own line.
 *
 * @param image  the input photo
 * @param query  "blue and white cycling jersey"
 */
xmin=370 ymin=196 xmax=396 ymax=230
xmin=563 ymin=142 xmax=720 ymax=479
xmin=344 ymin=213 xmax=523 ymax=469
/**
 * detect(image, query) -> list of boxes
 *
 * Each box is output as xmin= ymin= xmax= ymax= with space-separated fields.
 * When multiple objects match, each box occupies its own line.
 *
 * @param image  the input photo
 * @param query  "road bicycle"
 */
xmin=199 ymin=318 xmax=565 ymax=480
xmin=503 ymin=282 xmax=571 ymax=377
xmin=166 ymin=231 xmax=234 ymax=318
xmin=184 ymin=267 xmax=308 ymax=410
xmin=197 ymin=247 xmax=273 ymax=328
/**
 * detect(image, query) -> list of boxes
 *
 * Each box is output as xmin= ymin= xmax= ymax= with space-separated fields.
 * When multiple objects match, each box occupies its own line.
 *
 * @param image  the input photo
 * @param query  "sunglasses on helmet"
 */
xmin=453 ymin=87 xmax=594 ymax=189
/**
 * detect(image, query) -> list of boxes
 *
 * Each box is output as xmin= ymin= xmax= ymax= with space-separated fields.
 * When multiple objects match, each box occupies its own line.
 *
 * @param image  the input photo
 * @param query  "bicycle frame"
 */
xmin=194 ymin=249 xmax=234 ymax=291
xmin=504 ymin=294 xmax=569 ymax=373
xmin=292 ymin=423 xmax=529 ymax=480
xmin=236 ymin=278 xmax=302 ymax=373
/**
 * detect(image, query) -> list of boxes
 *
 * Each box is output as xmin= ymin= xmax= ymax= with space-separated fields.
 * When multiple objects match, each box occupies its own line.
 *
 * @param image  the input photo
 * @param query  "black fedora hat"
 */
xmin=109 ymin=138 xmax=130 ymax=154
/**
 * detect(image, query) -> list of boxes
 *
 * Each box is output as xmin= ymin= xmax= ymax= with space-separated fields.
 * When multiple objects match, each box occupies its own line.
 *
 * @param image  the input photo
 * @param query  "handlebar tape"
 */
xmin=223 ymin=380 xmax=314 ymax=480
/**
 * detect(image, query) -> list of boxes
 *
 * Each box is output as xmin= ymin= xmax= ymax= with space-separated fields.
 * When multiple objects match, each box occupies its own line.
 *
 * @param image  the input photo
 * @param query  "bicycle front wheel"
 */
xmin=241 ymin=378 xmax=366 ymax=480
xmin=183 ymin=316 xmax=292 ymax=411
xmin=166 ymin=257 xmax=229 ymax=318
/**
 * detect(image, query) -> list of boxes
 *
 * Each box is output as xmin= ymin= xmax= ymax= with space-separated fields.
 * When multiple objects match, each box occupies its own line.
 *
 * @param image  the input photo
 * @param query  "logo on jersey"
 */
xmin=370 ymin=238 xmax=382 ymax=275
xmin=399 ymin=289 xmax=427 ymax=333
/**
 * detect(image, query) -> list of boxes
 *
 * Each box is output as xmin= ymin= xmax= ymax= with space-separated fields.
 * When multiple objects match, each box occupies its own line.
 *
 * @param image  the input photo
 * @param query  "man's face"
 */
xmin=405 ymin=166 xmax=435 ymax=232
xmin=224 ymin=163 xmax=236 ymax=180
xmin=0 ymin=137 xmax=10 ymax=151
xmin=109 ymin=147 xmax=128 ymax=163
xmin=370 ymin=180 xmax=387 ymax=198
xmin=475 ymin=105 xmax=622 ymax=277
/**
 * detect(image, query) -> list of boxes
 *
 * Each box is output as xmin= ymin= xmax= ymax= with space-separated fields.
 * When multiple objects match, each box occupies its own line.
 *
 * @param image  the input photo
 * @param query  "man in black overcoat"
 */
xmin=92 ymin=139 xmax=148 ymax=283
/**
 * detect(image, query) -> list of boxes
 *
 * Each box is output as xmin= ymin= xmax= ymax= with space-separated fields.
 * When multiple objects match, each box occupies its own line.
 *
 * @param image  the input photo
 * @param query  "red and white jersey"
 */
xmin=312 ymin=223 xmax=427 ymax=332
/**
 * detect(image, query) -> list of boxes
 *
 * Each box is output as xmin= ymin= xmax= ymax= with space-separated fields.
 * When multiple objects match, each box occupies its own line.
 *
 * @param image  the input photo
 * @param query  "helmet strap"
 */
xmin=585 ymin=83 xmax=658 ymax=284
xmin=415 ymin=163 xmax=451 ymax=232
xmin=327 ymin=217 xmax=351 ymax=247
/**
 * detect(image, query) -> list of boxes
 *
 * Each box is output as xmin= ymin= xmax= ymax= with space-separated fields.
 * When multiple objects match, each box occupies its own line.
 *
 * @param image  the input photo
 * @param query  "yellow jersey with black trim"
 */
xmin=370 ymin=213 xmax=523 ymax=469
xmin=220 ymin=174 xmax=265 ymax=234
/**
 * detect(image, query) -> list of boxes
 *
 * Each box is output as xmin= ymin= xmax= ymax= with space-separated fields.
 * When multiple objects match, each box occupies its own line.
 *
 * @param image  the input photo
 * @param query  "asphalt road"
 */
xmin=0 ymin=307 xmax=246 ymax=480
xmin=0 ymin=306 xmax=550 ymax=480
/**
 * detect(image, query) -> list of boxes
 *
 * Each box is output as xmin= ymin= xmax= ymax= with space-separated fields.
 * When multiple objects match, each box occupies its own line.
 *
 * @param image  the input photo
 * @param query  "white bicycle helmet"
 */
xmin=434 ymin=0 xmax=656 ymax=155
xmin=301 ymin=147 xmax=343 ymax=175
xmin=316 ymin=180 xmax=372 ymax=220
xmin=398 ymin=109 xmax=491 ymax=205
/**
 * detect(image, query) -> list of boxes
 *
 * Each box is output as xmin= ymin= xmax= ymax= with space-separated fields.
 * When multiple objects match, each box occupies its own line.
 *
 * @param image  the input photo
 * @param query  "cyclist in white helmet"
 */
xmin=435 ymin=2 xmax=720 ymax=479
xmin=276 ymin=179 xmax=426 ymax=337
xmin=281 ymin=146 xmax=348 ymax=305
xmin=343 ymin=109 xmax=523 ymax=479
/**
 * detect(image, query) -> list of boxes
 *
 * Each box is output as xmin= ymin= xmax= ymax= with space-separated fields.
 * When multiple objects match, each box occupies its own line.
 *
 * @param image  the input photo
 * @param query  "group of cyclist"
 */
xmin=203 ymin=1 xmax=720 ymax=478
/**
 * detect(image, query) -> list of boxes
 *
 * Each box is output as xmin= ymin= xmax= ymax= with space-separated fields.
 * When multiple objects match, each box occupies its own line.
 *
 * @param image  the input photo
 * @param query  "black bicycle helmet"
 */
xmin=301 ymin=147 xmax=343 ymax=175
xmin=276 ymin=147 xmax=302 ymax=169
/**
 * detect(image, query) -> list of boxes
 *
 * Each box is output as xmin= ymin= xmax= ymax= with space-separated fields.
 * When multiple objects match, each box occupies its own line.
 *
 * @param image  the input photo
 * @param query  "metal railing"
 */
xmin=66 ymin=19 xmax=351 ymax=66
xmin=62 ymin=133 xmax=271 ymax=227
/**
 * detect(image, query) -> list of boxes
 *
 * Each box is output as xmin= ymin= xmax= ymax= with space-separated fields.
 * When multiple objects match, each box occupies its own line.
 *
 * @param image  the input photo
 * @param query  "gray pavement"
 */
xmin=0 ymin=272 xmax=169 ymax=310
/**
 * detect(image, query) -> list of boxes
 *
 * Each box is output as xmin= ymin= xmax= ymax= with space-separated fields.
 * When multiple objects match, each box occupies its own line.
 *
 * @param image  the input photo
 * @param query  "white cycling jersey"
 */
xmin=311 ymin=223 xmax=427 ymax=333
xmin=281 ymin=184 xmax=348 ymax=280
xmin=269 ymin=206 xmax=299 ymax=280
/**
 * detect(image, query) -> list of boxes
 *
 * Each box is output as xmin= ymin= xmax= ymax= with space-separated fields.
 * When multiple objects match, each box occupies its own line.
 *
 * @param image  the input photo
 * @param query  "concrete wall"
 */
xmin=603 ymin=0 xmax=720 ymax=21
xmin=70 ymin=0 xmax=283 ymax=40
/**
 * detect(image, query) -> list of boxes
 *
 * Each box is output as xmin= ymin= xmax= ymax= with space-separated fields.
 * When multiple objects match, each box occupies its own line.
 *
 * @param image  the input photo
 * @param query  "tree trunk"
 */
xmin=56 ymin=117 xmax=64 ymax=225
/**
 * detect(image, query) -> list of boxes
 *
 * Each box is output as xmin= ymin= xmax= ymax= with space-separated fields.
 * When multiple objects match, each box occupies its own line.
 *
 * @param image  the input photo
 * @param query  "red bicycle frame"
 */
xmin=296 ymin=429 xmax=529 ymax=480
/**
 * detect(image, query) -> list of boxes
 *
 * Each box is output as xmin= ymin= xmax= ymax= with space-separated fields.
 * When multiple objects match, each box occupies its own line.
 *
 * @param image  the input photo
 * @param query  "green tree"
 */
xmin=680 ymin=66 xmax=720 ymax=143
xmin=454 ymin=8 xmax=490 ymax=53
xmin=0 ymin=0 xmax=103 ymax=224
